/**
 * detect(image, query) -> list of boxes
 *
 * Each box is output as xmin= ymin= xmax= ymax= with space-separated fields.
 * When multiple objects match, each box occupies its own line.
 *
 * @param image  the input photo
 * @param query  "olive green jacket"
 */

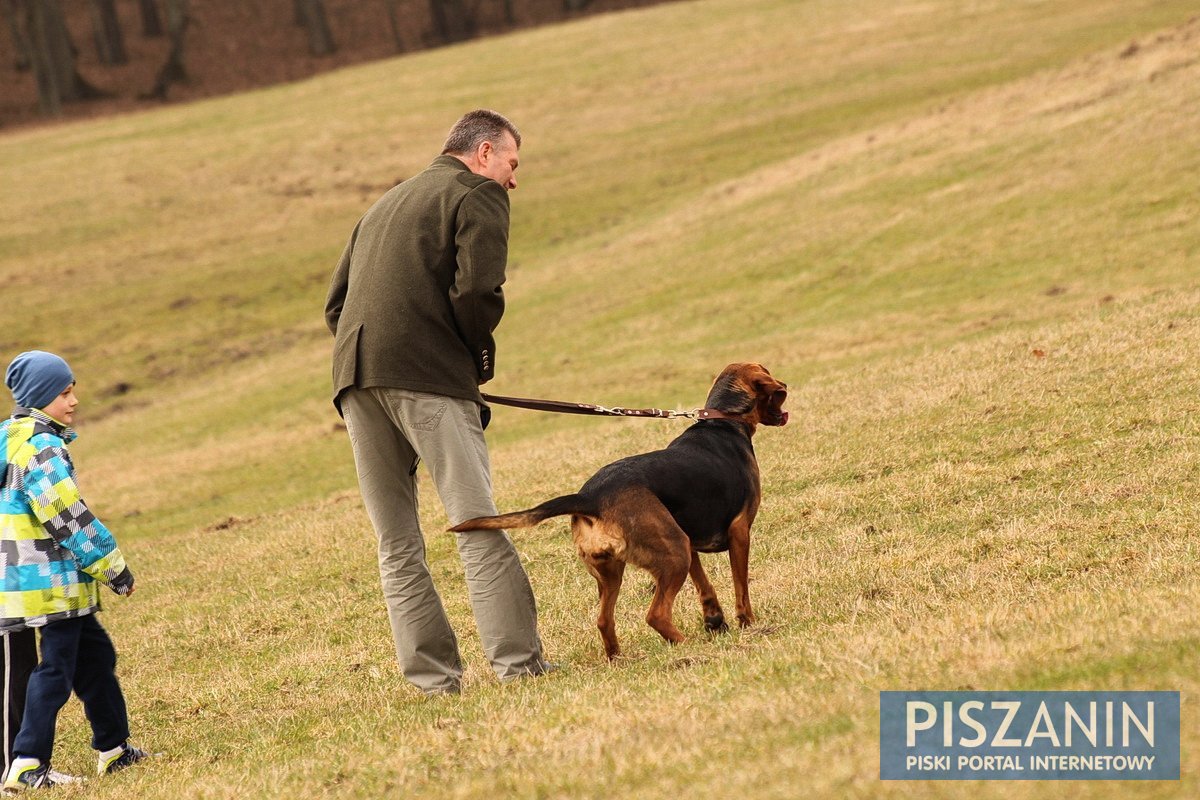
xmin=325 ymin=156 xmax=509 ymax=411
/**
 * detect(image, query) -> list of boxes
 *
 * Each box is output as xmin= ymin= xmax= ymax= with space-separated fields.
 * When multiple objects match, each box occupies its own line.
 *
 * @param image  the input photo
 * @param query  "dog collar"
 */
xmin=694 ymin=408 xmax=741 ymax=421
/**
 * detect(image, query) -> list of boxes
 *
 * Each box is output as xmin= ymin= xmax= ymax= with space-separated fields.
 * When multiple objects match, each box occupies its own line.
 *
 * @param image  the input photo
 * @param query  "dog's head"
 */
xmin=704 ymin=363 xmax=789 ymax=432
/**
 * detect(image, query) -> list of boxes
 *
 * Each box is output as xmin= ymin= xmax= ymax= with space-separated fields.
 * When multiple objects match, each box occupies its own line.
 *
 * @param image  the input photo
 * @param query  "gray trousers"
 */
xmin=341 ymin=386 xmax=545 ymax=694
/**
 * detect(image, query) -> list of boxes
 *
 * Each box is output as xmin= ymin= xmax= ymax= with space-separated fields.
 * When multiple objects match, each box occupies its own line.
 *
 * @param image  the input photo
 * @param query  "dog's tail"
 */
xmin=449 ymin=493 xmax=596 ymax=532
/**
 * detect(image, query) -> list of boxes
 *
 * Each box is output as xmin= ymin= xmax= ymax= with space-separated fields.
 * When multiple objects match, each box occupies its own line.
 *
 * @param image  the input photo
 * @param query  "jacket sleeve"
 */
xmin=23 ymin=444 xmax=134 ymax=595
xmin=325 ymin=219 xmax=362 ymax=336
xmin=450 ymin=180 xmax=509 ymax=384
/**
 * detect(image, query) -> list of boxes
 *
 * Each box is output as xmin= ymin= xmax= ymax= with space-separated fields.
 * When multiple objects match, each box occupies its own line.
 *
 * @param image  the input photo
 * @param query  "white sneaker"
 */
xmin=2 ymin=759 xmax=83 ymax=791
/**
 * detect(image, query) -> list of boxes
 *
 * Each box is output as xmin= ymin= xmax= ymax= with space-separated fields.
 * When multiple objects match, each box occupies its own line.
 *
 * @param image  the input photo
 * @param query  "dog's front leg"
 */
xmin=728 ymin=515 xmax=755 ymax=627
xmin=689 ymin=552 xmax=728 ymax=632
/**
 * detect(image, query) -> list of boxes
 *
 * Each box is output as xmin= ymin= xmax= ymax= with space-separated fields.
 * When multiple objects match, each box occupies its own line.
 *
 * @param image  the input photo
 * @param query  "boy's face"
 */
xmin=41 ymin=383 xmax=79 ymax=425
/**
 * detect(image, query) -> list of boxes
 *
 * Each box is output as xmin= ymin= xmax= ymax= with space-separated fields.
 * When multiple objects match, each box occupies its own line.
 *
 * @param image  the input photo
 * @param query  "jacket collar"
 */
xmin=11 ymin=406 xmax=77 ymax=443
xmin=432 ymin=154 xmax=471 ymax=172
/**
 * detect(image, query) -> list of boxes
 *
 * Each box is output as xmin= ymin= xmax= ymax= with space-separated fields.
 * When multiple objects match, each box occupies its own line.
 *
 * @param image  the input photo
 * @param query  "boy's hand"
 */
xmin=111 ymin=567 xmax=136 ymax=596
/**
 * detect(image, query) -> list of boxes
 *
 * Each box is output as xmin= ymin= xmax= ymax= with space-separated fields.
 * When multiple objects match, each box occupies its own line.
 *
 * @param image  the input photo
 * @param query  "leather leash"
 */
xmin=481 ymin=393 xmax=738 ymax=422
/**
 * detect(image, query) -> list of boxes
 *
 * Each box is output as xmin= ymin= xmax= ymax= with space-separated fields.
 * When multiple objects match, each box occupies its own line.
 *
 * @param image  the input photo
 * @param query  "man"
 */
xmin=325 ymin=110 xmax=549 ymax=695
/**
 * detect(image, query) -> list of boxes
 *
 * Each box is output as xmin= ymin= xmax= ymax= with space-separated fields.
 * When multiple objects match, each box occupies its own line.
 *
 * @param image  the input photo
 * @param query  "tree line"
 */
xmin=3 ymin=0 xmax=598 ymax=116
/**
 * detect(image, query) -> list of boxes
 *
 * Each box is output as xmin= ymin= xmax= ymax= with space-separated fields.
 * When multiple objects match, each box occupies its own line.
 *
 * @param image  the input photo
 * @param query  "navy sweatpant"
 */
xmin=12 ymin=615 xmax=129 ymax=763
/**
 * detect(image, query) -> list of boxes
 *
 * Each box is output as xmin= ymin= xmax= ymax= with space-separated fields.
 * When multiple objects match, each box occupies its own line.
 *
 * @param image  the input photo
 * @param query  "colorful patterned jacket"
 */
xmin=1 ymin=407 xmax=133 ymax=633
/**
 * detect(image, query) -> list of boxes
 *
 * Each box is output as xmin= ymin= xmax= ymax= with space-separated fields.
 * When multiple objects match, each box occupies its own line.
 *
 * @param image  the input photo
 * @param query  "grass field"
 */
xmin=1 ymin=0 xmax=1198 ymax=796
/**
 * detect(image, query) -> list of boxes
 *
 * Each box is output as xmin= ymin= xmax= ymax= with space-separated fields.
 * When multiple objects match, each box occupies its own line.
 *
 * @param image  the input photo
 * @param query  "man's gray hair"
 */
xmin=441 ymin=109 xmax=521 ymax=156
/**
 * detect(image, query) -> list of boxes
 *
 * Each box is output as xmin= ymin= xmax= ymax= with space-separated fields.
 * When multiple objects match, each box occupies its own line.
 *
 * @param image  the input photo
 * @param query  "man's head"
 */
xmin=5 ymin=350 xmax=78 ymax=423
xmin=442 ymin=109 xmax=521 ymax=191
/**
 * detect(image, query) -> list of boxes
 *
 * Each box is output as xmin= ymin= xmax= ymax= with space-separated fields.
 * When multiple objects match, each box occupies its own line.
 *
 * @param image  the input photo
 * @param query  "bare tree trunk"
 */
xmin=501 ymin=0 xmax=515 ymax=25
xmin=382 ymin=0 xmax=404 ymax=52
xmin=22 ymin=0 xmax=105 ymax=114
xmin=137 ymin=0 xmax=162 ymax=37
xmin=143 ymin=0 xmax=188 ymax=100
xmin=2 ymin=0 xmax=32 ymax=70
xmin=296 ymin=0 xmax=335 ymax=56
xmin=428 ymin=0 xmax=475 ymax=44
xmin=24 ymin=0 xmax=71 ymax=114
xmin=292 ymin=0 xmax=304 ymax=26
xmin=89 ymin=0 xmax=126 ymax=65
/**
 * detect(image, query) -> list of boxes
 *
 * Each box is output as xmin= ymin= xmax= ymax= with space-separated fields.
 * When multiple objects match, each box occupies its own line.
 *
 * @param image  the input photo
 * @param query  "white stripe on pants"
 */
xmin=2 ymin=629 xmax=37 ymax=775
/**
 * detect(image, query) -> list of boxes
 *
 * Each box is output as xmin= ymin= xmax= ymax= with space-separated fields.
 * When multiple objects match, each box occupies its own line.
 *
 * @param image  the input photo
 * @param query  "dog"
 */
xmin=451 ymin=363 xmax=788 ymax=659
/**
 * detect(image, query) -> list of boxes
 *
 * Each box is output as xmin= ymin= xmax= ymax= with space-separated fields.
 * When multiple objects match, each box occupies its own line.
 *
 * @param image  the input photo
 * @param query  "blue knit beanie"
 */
xmin=5 ymin=351 xmax=75 ymax=410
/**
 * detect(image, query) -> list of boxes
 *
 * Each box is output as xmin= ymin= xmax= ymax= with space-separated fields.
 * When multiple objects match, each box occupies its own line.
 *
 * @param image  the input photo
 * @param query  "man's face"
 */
xmin=475 ymin=132 xmax=520 ymax=191
xmin=42 ymin=383 xmax=79 ymax=425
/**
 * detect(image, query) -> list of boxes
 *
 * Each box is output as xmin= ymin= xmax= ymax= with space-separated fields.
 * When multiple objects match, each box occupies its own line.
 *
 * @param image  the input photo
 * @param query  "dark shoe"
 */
xmin=502 ymin=660 xmax=561 ymax=683
xmin=98 ymin=744 xmax=153 ymax=775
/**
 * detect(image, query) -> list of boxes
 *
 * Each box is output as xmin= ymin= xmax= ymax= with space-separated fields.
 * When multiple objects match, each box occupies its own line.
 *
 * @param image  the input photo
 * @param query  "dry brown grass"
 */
xmin=1 ymin=0 xmax=1197 ymax=796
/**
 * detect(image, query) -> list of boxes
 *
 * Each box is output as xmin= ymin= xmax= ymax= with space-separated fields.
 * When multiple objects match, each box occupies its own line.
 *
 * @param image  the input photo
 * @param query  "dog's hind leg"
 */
xmin=688 ymin=552 xmax=728 ymax=633
xmin=586 ymin=489 xmax=691 ymax=651
xmin=584 ymin=555 xmax=626 ymax=660
xmin=628 ymin=508 xmax=692 ymax=647
xmin=574 ymin=513 xmax=629 ymax=660
xmin=644 ymin=549 xmax=689 ymax=646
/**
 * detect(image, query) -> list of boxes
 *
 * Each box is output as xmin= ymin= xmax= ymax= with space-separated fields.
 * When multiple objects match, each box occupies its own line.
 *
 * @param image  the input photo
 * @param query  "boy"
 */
xmin=1 ymin=351 xmax=149 ymax=790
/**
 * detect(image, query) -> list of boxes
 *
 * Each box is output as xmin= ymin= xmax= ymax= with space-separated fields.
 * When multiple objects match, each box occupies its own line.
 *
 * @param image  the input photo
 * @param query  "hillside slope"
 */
xmin=1 ymin=1 xmax=1197 ymax=797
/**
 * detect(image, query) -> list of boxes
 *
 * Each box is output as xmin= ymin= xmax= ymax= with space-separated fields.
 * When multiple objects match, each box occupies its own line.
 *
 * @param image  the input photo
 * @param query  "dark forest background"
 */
xmin=1 ymin=0 xmax=677 ymax=127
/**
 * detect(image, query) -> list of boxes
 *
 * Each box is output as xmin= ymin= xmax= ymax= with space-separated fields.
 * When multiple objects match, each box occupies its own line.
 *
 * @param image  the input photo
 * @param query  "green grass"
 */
xmin=1 ymin=0 xmax=1198 ymax=796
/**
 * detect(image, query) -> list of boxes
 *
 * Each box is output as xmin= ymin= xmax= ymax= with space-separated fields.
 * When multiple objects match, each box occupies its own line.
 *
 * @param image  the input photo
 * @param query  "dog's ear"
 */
xmin=748 ymin=365 xmax=784 ymax=397
xmin=750 ymin=367 xmax=789 ymax=427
